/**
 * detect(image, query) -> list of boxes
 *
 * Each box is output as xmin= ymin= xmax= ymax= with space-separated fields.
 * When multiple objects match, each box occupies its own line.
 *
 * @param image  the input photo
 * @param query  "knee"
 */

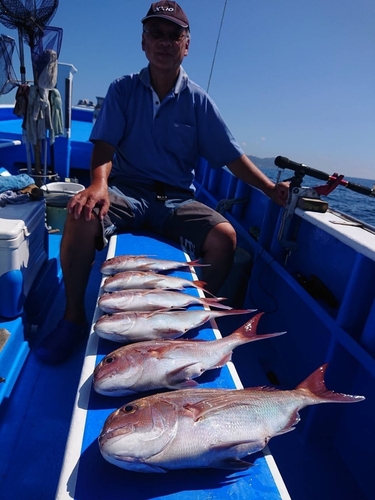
xmin=63 ymin=211 xmax=102 ymax=240
xmin=203 ymin=222 xmax=236 ymax=258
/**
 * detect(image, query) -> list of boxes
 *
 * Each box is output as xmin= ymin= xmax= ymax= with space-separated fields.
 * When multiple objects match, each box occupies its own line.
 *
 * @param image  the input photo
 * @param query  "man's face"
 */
xmin=142 ymin=19 xmax=189 ymax=72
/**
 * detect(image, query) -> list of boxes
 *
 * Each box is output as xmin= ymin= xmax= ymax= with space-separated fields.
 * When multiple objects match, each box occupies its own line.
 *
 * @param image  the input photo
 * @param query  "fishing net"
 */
xmin=0 ymin=34 xmax=17 ymax=94
xmin=0 ymin=1 xmax=61 ymax=178
xmin=0 ymin=0 xmax=59 ymax=48
xmin=0 ymin=0 xmax=59 ymax=83
xmin=31 ymin=26 xmax=62 ymax=88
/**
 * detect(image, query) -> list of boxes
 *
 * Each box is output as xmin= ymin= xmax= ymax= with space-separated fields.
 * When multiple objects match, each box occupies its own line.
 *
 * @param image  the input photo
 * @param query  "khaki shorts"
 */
xmin=96 ymin=179 xmax=229 ymax=258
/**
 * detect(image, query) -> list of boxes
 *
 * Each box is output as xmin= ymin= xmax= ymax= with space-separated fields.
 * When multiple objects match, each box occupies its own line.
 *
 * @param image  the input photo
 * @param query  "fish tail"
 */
xmin=200 ymin=298 xmax=232 ymax=310
xmin=192 ymin=280 xmax=207 ymax=289
xmin=187 ymin=259 xmax=211 ymax=268
xmin=220 ymin=309 xmax=257 ymax=316
xmin=231 ymin=312 xmax=286 ymax=343
xmin=297 ymin=364 xmax=365 ymax=403
xmin=191 ymin=280 xmax=218 ymax=297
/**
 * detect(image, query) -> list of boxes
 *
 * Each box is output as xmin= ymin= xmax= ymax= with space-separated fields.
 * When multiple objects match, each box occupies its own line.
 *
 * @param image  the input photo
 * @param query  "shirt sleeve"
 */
xmin=89 ymin=78 xmax=127 ymax=147
xmin=195 ymin=92 xmax=244 ymax=168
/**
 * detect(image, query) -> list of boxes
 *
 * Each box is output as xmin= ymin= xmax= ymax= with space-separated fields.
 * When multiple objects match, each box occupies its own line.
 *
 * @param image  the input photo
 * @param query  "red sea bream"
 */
xmin=98 ymin=364 xmax=364 ymax=473
xmin=94 ymin=308 xmax=254 ymax=343
xmin=93 ymin=313 xmax=284 ymax=395
xmin=102 ymin=270 xmax=209 ymax=293
xmin=98 ymin=289 xmax=232 ymax=313
xmin=101 ymin=255 xmax=209 ymax=275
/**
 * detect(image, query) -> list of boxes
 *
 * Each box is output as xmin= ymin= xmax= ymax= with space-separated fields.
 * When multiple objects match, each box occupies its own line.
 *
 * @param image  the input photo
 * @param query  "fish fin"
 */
xmin=231 ymin=309 xmax=258 ymax=314
xmin=216 ymin=308 xmax=257 ymax=316
xmin=167 ymin=363 xmax=205 ymax=386
xmin=200 ymin=297 xmax=232 ymax=310
xmin=296 ymin=363 xmax=365 ymax=403
xmin=186 ymin=259 xmax=211 ymax=268
xmin=167 ymin=379 xmax=200 ymax=390
xmin=210 ymin=438 xmax=267 ymax=459
xmin=190 ymin=280 xmax=216 ymax=297
xmin=184 ymin=396 xmax=252 ymax=421
xmin=111 ymin=455 xmax=168 ymax=473
xmin=230 ymin=312 xmax=286 ymax=344
xmin=135 ymin=265 xmax=158 ymax=271
xmin=154 ymin=327 xmax=184 ymax=335
xmin=209 ymin=458 xmax=253 ymax=471
xmin=212 ymin=353 xmax=232 ymax=368
xmin=141 ymin=288 xmax=160 ymax=295
xmin=145 ymin=278 xmax=166 ymax=287
xmin=192 ymin=280 xmax=207 ymax=288
xmin=274 ymin=423 xmax=299 ymax=437
xmin=143 ymin=310 xmax=165 ymax=318
xmin=145 ymin=465 xmax=168 ymax=473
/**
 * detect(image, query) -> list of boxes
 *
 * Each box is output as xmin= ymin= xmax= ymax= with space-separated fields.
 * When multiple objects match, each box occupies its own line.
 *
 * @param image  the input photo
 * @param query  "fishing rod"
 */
xmin=275 ymin=156 xmax=375 ymax=198
xmin=274 ymin=156 xmax=375 ymax=255
xmin=207 ymin=0 xmax=228 ymax=93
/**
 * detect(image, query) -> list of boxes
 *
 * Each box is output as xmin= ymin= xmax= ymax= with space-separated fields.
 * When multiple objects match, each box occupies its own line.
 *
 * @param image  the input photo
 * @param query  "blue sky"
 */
xmin=0 ymin=0 xmax=374 ymax=178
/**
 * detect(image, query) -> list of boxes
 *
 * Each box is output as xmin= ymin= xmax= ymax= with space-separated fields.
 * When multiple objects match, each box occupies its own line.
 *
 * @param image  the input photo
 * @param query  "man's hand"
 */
xmin=68 ymin=140 xmax=115 ymax=221
xmin=267 ymin=181 xmax=289 ymax=207
xmin=68 ymin=183 xmax=110 ymax=221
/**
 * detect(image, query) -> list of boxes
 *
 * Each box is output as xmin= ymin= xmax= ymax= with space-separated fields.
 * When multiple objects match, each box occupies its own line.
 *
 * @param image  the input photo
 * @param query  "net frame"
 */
xmin=0 ymin=34 xmax=18 ymax=94
xmin=0 ymin=0 xmax=59 ymax=83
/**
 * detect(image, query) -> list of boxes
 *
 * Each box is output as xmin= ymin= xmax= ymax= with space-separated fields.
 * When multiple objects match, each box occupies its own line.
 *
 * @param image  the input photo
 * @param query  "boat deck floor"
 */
xmin=0 ymin=230 xmax=370 ymax=499
xmin=0 ymin=232 xmax=288 ymax=500
xmin=0 ymin=242 xmax=105 ymax=500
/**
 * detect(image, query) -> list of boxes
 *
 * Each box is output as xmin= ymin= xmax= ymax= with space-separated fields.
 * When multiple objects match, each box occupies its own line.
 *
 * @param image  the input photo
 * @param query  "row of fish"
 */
xmin=96 ymin=255 xmax=256 ymax=340
xmin=94 ymin=255 xmax=365 ymax=473
xmin=95 ymin=255 xmax=263 ymax=395
xmin=95 ymin=256 xmax=261 ymax=394
xmin=99 ymin=257 xmax=235 ymax=313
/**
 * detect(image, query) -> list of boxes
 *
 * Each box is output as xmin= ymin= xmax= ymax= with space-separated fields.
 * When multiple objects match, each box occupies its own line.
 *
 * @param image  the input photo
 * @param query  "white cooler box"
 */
xmin=0 ymin=200 xmax=48 ymax=318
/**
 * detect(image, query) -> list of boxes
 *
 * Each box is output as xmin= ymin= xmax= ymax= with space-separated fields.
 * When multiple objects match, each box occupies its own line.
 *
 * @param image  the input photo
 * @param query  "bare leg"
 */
xmin=36 ymin=212 xmax=103 ymax=363
xmin=201 ymin=222 xmax=236 ymax=294
xmin=60 ymin=211 xmax=102 ymax=325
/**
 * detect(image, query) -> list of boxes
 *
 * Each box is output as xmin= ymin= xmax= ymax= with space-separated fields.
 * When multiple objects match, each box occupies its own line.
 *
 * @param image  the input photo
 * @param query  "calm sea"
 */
xmin=260 ymin=166 xmax=375 ymax=228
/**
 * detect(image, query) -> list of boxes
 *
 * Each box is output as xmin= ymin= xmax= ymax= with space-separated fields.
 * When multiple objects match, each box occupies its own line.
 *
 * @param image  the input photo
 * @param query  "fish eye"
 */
xmin=105 ymin=356 xmax=114 ymax=364
xmin=121 ymin=404 xmax=137 ymax=414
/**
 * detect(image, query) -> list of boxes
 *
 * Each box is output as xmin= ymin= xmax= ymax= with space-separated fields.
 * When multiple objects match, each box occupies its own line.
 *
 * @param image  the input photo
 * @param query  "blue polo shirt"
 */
xmin=90 ymin=66 xmax=244 ymax=191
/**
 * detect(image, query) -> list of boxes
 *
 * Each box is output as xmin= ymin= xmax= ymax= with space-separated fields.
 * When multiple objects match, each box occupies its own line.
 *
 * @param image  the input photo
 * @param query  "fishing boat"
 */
xmin=0 ymin=8 xmax=374 ymax=500
xmin=0 ymin=85 xmax=374 ymax=499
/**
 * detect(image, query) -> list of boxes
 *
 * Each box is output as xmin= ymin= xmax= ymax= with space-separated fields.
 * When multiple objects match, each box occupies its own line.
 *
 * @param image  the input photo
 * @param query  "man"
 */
xmin=37 ymin=1 xmax=288 ymax=364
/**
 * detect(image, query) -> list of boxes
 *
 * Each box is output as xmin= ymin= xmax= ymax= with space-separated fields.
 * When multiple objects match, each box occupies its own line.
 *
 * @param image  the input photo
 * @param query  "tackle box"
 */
xmin=0 ymin=200 xmax=48 ymax=318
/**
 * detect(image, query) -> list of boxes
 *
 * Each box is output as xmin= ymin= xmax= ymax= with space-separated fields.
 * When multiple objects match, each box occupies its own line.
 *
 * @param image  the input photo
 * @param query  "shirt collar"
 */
xmin=140 ymin=65 xmax=188 ymax=94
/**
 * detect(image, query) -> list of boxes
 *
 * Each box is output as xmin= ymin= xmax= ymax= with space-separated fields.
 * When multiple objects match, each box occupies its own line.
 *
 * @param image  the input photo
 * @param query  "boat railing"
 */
xmin=195 ymin=156 xmax=374 ymax=498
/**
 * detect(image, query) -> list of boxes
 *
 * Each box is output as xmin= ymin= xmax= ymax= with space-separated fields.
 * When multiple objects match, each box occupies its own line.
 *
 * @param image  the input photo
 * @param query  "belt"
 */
xmin=153 ymin=181 xmax=193 ymax=201
xmin=154 ymin=181 xmax=168 ymax=201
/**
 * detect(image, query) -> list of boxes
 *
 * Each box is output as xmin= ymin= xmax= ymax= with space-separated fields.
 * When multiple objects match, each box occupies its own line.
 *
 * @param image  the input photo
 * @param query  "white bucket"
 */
xmin=41 ymin=182 xmax=85 ymax=233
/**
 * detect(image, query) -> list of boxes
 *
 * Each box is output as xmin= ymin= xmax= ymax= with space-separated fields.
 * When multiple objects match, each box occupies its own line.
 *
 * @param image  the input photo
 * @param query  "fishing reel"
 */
xmin=274 ymin=156 xmax=375 ymax=252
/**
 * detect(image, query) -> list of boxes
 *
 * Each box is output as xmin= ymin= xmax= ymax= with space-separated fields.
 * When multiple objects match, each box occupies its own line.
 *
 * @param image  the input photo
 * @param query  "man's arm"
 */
xmin=227 ymin=154 xmax=289 ymax=206
xmin=68 ymin=140 xmax=116 ymax=221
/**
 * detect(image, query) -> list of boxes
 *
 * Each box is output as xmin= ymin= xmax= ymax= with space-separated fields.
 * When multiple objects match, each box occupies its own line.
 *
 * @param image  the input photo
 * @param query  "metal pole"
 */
xmin=17 ymin=28 xmax=26 ymax=84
